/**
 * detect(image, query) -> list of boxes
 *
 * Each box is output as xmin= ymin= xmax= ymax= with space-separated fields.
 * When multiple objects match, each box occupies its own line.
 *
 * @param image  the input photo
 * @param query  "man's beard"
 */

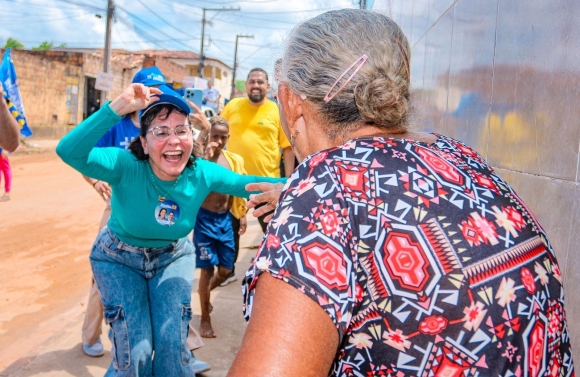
xmin=248 ymin=91 xmax=265 ymax=103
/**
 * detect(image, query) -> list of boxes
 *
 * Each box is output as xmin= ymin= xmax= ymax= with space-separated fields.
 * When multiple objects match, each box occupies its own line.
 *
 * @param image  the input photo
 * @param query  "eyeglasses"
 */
xmin=147 ymin=125 xmax=192 ymax=141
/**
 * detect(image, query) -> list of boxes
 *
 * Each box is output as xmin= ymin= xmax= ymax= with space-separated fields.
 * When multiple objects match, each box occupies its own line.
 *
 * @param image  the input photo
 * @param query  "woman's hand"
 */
xmin=93 ymin=180 xmax=112 ymax=201
xmin=245 ymin=182 xmax=284 ymax=223
xmin=109 ymin=84 xmax=161 ymax=117
xmin=187 ymin=100 xmax=211 ymax=133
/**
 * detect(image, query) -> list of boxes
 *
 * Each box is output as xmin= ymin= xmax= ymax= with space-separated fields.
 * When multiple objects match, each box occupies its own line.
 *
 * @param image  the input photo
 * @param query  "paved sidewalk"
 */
xmin=0 ymin=218 xmax=264 ymax=377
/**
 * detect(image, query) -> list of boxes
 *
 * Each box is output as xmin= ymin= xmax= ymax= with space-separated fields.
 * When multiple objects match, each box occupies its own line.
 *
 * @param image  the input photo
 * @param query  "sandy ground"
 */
xmin=0 ymin=141 xmax=263 ymax=376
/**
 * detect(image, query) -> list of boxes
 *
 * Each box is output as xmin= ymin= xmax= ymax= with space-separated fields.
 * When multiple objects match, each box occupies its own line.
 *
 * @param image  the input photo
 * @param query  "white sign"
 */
xmin=182 ymin=76 xmax=207 ymax=90
xmin=95 ymin=72 xmax=114 ymax=92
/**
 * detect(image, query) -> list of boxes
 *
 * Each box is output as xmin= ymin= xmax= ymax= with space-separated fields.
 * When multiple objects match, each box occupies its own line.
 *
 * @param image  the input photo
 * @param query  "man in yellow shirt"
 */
xmin=221 ymin=67 xmax=294 ymax=232
xmin=220 ymin=68 xmax=294 ymax=286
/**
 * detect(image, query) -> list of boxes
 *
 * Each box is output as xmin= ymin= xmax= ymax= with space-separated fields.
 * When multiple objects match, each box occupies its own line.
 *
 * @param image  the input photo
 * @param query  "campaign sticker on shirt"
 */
xmin=155 ymin=200 xmax=180 ymax=226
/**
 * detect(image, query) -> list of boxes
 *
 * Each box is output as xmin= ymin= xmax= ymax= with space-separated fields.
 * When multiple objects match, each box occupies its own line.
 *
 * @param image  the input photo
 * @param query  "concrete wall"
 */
xmin=372 ymin=0 xmax=580 ymax=360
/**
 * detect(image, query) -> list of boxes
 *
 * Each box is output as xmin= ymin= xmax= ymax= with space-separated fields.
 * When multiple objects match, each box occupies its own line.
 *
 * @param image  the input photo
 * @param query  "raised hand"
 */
xmin=186 ymin=100 xmax=210 ymax=133
xmin=109 ymin=84 xmax=161 ymax=116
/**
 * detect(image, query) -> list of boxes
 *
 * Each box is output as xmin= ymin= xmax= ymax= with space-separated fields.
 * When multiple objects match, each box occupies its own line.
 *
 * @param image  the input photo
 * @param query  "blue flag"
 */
xmin=1 ymin=48 xmax=32 ymax=137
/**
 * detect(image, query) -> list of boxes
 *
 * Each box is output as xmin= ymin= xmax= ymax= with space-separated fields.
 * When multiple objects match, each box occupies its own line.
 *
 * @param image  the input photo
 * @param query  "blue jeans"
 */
xmin=90 ymin=228 xmax=196 ymax=377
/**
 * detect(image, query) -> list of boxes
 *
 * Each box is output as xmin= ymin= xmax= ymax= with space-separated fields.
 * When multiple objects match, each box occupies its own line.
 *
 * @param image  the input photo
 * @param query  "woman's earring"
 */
xmin=290 ymin=130 xmax=299 ymax=146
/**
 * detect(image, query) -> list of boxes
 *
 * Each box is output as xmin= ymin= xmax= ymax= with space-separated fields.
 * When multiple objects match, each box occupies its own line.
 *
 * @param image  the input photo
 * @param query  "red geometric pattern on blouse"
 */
xmin=242 ymin=135 xmax=575 ymax=377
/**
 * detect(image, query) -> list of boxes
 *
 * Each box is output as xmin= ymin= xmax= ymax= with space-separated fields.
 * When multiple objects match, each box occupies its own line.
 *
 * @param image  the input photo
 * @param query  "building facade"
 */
xmin=0 ymin=48 xmax=232 ymax=137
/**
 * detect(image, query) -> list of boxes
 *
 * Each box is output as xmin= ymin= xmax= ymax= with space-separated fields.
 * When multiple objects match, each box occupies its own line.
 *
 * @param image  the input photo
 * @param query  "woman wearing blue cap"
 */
xmin=56 ymin=83 xmax=283 ymax=376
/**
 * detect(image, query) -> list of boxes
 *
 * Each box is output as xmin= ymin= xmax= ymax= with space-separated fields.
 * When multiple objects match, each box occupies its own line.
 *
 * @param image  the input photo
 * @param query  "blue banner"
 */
xmin=1 ymin=48 xmax=32 ymax=137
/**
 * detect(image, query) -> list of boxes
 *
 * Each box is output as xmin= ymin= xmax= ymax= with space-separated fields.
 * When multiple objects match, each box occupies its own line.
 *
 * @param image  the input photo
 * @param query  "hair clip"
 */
xmin=395 ymin=39 xmax=410 ymax=79
xmin=323 ymin=54 xmax=369 ymax=103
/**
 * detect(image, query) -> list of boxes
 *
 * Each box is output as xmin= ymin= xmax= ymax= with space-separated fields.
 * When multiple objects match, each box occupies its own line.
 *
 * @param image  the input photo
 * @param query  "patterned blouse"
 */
xmin=243 ymin=135 xmax=574 ymax=377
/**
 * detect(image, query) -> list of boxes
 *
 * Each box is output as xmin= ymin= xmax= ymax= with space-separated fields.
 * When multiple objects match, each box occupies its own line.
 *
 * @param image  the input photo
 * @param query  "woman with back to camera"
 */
xmin=231 ymin=9 xmax=574 ymax=377
xmin=56 ymin=83 xmax=282 ymax=376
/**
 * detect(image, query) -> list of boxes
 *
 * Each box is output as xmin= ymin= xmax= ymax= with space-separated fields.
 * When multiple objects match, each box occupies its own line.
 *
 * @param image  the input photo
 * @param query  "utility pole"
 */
xmin=230 ymin=34 xmax=253 ymax=99
xmin=198 ymin=6 xmax=240 ymax=78
xmin=100 ymin=0 xmax=114 ymax=106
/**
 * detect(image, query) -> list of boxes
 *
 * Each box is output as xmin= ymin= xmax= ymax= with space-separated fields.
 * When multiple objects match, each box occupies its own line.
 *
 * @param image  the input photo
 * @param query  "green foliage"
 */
xmin=4 ymin=37 xmax=24 ymax=49
xmin=32 ymin=40 xmax=54 ymax=50
xmin=31 ymin=40 xmax=66 ymax=50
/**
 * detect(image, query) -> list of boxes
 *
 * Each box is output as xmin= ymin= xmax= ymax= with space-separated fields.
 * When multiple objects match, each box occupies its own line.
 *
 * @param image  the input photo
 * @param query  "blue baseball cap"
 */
xmin=140 ymin=84 xmax=191 ymax=118
xmin=132 ymin=67 xmax=166 ymax=86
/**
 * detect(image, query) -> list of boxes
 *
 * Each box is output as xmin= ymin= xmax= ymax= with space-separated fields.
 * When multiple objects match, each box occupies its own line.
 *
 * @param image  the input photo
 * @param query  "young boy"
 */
xmin=194 ymin=116 xmax=248 ymax=338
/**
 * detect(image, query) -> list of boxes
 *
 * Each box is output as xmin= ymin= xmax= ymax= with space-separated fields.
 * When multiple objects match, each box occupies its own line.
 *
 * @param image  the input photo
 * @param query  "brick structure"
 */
xmin=0 ymin=48 xmax=231 ymax=137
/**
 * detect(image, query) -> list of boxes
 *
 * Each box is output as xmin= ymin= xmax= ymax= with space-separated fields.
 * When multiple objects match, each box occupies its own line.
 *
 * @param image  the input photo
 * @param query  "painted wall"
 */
xmin=372 ymin=0 xmax=580 ymax=364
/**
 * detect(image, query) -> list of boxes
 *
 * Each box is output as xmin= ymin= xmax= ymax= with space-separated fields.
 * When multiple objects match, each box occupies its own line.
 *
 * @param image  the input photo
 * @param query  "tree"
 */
xmin=31 ymin=40 xmax=66 ymax=51
xmin=4 ymin=37 xmax=24 ymax=49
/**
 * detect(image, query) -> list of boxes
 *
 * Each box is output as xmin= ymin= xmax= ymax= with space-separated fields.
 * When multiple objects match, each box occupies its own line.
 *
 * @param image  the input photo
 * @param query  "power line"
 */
xmin=241 ymin=7 xmax=339 ymax=14
xmin=115 ymin=15 xmax=172 ymax=50
xmin=113 ymin=21 xmax=129 ymax=50
xmin=210 ymin=11 xmax=294 ymax=30
xmin=0 ymin=13 xmax=88 ymax=23
xmin=152 ymin=0 xmax=336 ymax=15
xmin=52 ymin=0 xmax=105 ymax=13
xmin=0 ymin=0 xmax=94 ymax=11
xmin=135 ymin=0 xmax=200 ymax=39
xmin=0 ymin=8 xmax=85 ymax=17
xmin=199 ymin=0 xmax=281 ymax=3
xmin=211 ymin=37 xmax=271 ymax=47
xmin=222 ymin=13 xmax=299 ymax=25
xmin=12 ymin=35 xmax=201 ymax=47
xmin=239 ymin=44 xmax=271 ymax=64
xmin=209 ymin=40 xmax=234 ymax=58
xmin=220 ymin=22 xmax=293 ymax=31
xmin=115 ymin=3 xmax=198 ymax=51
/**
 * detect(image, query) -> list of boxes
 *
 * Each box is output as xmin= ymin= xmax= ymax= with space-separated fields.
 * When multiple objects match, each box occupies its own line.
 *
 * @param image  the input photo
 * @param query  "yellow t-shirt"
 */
xmin=221 ymin=97 xmax=290 ymax=178
xmin=222 ymin=149 xmax=248 ymax=220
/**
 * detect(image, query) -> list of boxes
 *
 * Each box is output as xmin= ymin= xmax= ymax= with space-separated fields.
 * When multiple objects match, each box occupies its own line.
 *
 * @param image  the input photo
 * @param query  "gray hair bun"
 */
xmin=354 ymin=72 xmax=410 ymax=127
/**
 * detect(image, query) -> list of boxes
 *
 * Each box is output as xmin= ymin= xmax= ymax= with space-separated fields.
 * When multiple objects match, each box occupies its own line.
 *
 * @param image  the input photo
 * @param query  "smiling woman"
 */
xmin=55 ymin=82 xmax=284 ymax=376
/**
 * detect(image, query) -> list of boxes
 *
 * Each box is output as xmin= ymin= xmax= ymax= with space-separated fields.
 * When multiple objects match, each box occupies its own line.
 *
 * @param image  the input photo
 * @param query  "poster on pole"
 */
xmin=95 ymin=72 xmax=114 ymax=92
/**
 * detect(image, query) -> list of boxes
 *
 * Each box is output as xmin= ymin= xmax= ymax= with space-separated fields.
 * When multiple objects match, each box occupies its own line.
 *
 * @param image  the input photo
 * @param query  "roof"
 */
xmin=48 ymin=48 xmax=231 ymax=70
xmin=134 ymin=50 xmax=231 ymax=69
xmin=133 ymin=50 xmax=200 ymax=59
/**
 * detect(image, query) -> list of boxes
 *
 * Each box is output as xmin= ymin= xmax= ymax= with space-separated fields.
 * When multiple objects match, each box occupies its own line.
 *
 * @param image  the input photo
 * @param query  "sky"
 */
xmin=0 ymin=0 xmax=359 ymax=80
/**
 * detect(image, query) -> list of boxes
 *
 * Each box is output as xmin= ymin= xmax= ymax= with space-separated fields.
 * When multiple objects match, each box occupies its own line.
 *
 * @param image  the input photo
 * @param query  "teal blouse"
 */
xmin=57 ymin=103 xmax=283 ymax=248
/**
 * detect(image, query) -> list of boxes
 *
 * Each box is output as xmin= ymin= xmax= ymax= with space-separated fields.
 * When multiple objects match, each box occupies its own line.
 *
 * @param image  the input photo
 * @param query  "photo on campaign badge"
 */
xmin=155 ymin=200 xmax=180 ymax=226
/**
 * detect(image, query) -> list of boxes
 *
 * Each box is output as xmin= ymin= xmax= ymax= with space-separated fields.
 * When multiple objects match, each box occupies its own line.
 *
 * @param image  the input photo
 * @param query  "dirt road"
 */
xmin=0 ymin=142 xmax=105 ymax=370
xmin=0 ymin=141 xmax=260 ymax=376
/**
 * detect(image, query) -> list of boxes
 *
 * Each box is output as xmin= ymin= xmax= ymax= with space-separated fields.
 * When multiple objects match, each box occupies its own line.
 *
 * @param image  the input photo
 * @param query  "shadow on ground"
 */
xmin=0 ymin=344 xmax=110 ymax=377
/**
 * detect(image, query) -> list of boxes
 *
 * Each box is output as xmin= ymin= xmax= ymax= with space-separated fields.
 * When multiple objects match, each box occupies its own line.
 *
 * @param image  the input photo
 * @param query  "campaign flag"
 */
xmin=1 ymin=48 xmax=32 ymax=137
